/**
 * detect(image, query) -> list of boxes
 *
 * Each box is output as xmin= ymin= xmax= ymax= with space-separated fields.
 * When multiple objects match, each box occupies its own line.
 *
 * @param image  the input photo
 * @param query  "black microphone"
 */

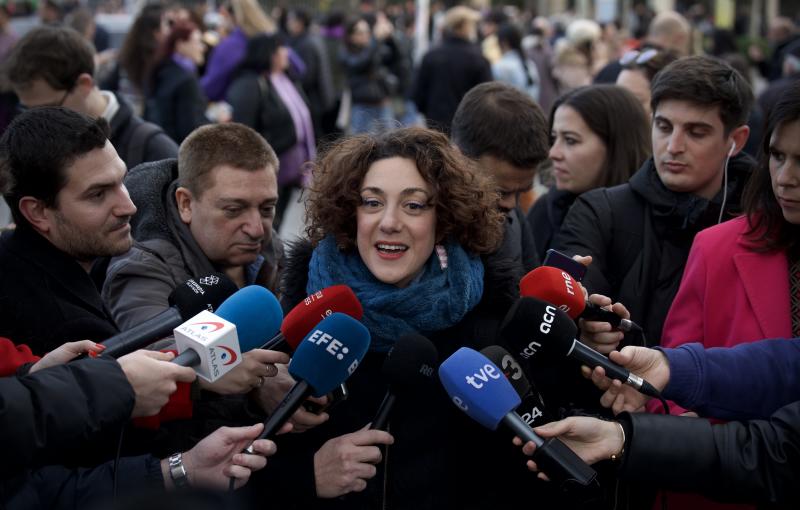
xmin=500 ymin=297 xmax=661 ymax=399
xmin=370 ymin=334 xmax=438 ymax=431
xmin=101 ymin=273 xmax=237 ymax=358
xmin=480 ymin=345 xmax=553 ymax=428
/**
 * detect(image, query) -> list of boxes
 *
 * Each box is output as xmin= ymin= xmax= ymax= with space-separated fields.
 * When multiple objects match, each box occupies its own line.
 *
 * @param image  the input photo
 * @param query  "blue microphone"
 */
xmin=172 ymin=285 xmax=284 ymax=369
xmin=252 ymin=312 xmax=371 ymax=442
xmin=439 ymin=347 xmax=597 ymax=489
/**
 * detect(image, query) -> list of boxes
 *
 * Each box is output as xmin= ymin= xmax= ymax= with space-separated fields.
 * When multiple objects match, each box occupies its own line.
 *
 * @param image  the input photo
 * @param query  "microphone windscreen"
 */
xmin=290 ymin=313 xmax=371 ymax=397
xmin=281 ymin=285 xmax=364 ymax=349
xmin=499 ymin=297 xmax=578 ymax=362
xmin=438 ymin=347 xmax=520 ymax=430
xmin=480 ymin=345 xmax=531 ymax=397
xmin=519 ymin=266 xmax=585 ymax=319
xmin=216 ymin=286 xmax=283 ymax=352
xmin=169 ymin=273 xmax=238 ymax=319
xmin=382 ymin=333 xmax=438 ymax=394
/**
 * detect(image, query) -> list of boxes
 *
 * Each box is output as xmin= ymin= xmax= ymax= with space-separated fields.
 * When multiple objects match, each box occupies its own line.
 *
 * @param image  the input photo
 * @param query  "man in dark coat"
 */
xmin=556 ymin=56 xmax=755 ymax=348
xmin=412 ymin=5 xmax=492 ymax=133
xmin=4 ymin=25 xmax=177 ymax=169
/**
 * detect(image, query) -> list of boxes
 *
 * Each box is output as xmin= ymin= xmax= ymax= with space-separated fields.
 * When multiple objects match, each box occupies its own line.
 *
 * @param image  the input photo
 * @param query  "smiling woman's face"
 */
xmin=356 ymin=157 xmax=437 ymax=288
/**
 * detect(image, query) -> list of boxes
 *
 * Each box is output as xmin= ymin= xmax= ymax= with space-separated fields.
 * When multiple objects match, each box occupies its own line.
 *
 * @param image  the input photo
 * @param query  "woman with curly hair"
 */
xmin=253 ymin=127 xmax=532 ymax=509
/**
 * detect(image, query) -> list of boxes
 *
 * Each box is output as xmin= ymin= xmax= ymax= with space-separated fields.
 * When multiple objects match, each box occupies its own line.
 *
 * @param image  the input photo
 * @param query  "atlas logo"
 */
xmin=218 ymin=345 xmax=238 ymax=366
xmin=307 ymin=329 xmax=350 ymax=360
xmin=199 ymin=275 xmax=220 ymax=286
xmin=465 ymin=363 xmax=501 ymax=389
xmin=539 ymin=305 xmax=556 ymax=334
xmin=191 ymin=321 xmax=226 ymax=333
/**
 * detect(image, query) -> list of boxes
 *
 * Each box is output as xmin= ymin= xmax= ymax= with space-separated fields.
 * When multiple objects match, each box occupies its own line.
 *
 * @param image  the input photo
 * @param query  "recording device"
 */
xmin=543 ymin=249 xmax=587 ymax=282
xmin=261 ymin=285 xmax=364 ymax=352
xmin=520 ymin=266 xmax=641 ymax=333
xmin=480 ymin=345 xmax=552 ymax=428
xmin=100 ymin=273 xmax=238 ymax=358
xmin=500 ymin=297 xmax=660 ymax=398
xmin=172 ymin=286 xmax=284 ymax=382
xmin=439 ymin=347 xmax=597 ymax=489
xmin=249 ymin=313 xmax=371 ymax=444
xmin=370 ymin=333 xmax=438 ymax=430
xmin=303 ymin=383 xmax=349 ymax=414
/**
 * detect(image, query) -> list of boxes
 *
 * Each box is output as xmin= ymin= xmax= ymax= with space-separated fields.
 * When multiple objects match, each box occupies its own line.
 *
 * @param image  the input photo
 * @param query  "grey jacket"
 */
xmin=102 ymin=158 xmax=283 ymax=330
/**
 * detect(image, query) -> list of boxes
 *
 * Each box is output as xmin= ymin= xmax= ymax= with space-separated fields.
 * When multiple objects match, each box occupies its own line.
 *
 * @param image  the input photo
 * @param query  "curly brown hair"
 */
xmin=306 ymin=127 xmax=504 ymax=255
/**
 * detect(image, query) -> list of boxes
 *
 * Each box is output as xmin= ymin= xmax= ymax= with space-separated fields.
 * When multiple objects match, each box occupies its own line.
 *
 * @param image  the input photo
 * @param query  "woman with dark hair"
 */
xmin=226 ymin=33 xmax=315 ymax=228
xmin=493 ymin=22 xmax=539 ymax=101
xmin=528 ymin=84 xmax=651 ymax=261
xmin=660 ymin=82 xmax=799 ymax=382
xmin=145 ymin=19 xmax=208 ymax=143
xmin=253 ymin=127 xmax=535 ymax=509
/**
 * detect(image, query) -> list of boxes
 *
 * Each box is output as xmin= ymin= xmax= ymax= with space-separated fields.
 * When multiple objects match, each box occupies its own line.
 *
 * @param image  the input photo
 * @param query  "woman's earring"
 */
xmin=435 ymin=244 xmax=448 ymax=271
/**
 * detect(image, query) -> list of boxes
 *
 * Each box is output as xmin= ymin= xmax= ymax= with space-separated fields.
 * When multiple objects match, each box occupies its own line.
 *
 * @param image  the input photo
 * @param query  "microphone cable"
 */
xmin=717 ymin=151 xmax=732 ymax=224
xmin=112 ymin=424 xmax=126 ymax=501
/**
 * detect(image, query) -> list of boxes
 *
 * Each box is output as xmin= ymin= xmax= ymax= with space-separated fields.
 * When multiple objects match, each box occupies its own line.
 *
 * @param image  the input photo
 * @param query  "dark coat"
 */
xmin=527 ymin=188 xmax=578 ymax=263
xmin=109 ymin=92 xmax=178 ymax=169
xmin=618 ymin=403 xmax=800 ymax=508
xmin=245 ymin=239 xmax=582 ymax=510
xmin=0 ymin=226 xmax=119 ymax=356
xmin=412 ymin=36 xmax=493 ymax=133
xmin=555 ymin=155 xmax=754 ymax=346
xmin=145 ymin=59 xmax=208 ymax=143
xmin=226 ymin=71 xmax=299 ymax=156
xmin=340 ymin=38 xmax=399 ymax=105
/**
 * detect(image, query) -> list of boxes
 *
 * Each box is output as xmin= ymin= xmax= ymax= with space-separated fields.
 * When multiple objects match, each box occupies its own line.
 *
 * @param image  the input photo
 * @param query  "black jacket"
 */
xmin=0 ymin=226 xmax=120 ymax=355
xmin=109 ymin=92 xmax=178 ymax=169
xmin=527 ymin=188 xmax=578 ymax=263
xmin=412 ymin=36 xmax=493 ymax=133
xmin=145 ymin=60 xmax=208 ymax=143
xmin=555 ymin=155 xmax=754 ymax=346
xmin=245 ymin=239 xmax=586 ymax=510
xmin=340 ymin=38 xmax=399 ymax=105
xmin=617 ymin=402 xmax=800 ymax=508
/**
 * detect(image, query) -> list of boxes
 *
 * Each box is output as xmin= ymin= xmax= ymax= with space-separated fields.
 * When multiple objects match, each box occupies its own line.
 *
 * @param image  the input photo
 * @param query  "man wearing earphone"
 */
xmin=555 ymin=55 xmax=754 ymax=350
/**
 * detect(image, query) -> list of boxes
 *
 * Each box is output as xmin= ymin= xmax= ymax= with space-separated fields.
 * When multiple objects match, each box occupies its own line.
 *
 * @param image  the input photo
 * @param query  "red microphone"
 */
xmin=261 ymin=285 xmax=364 ymax=351
xmin=520 ymin=267 xmax=641 ymax=332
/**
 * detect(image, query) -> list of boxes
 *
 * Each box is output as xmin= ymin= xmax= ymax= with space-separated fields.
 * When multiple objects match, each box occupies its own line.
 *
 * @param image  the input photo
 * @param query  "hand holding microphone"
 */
xmin=314 ymin=425 xmax=394 ymax=498
xmin=590 ymin=346 xmax=671 ymax=414
xmin=117 ymin=350 xmax=196 ymax=418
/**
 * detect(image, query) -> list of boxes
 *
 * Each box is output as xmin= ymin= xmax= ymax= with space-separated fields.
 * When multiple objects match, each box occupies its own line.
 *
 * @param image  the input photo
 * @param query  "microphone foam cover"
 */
xmin=480 ymin=345 xmax=531 ymax=398
xmin=290 ymin=313 xmax=371 ymax=397
xmin=499 ymin=297 xmax=578 ymax=362
xmin=216 ymin=286 xmax=283 ymax=352
xmin=282 ymin=285 xmax=364 ymax=349
xmin=382 ymin=333 xmax=439 ymax=394
xmin=439 ymin=347 xmax=521 ymax=430
xmin=519 ymin=266 xmax=586 ymax=319
xmin=170 ymin=273 xmax=238 ymax=319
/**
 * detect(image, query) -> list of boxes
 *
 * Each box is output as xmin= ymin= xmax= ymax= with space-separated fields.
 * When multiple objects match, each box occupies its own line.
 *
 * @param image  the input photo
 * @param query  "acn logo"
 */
xmin=191 ymin=321 xmax=225 ymax=332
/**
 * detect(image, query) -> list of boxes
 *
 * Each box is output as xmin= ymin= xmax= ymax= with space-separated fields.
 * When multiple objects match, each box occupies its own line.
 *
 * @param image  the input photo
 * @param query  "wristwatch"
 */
xmin=168 ymin=452 xmax=190 ymax=488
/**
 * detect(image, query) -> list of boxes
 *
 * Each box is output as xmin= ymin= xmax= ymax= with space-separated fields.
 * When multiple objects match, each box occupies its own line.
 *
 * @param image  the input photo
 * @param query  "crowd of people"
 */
xmin=0 ymin=1 xmax=799 ymax=509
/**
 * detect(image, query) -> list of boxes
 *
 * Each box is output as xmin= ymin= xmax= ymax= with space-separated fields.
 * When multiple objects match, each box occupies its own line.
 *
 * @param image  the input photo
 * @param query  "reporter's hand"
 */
xmin=117 ymin=350 xmax=196 ymax=417
xmin=198 ymin=349 xmax=289 ymax=395
xmin=251 ymin=363 xmax=330 ymax=432
xmin=512 ymin=417 xmax=622 ymax=479
xmin=314 ymin=426 xmax=394 ymax=498
xmin=587 ymin=346 xmax=671 ymax=414
xmin=167 ymin=423 xmax=277 ymax=491
xmin=579 ymin=294 xmax=630 ymax=354
xmin=30 ymin=340 xmax=104 ymax=373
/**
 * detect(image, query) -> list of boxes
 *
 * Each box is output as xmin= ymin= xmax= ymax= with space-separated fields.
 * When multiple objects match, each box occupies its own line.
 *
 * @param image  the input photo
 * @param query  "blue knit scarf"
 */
xmin=307 ymin=235 xmax=485 ymax=352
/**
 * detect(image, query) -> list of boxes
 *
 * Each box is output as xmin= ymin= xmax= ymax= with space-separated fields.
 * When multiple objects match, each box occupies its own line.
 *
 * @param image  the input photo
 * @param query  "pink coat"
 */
xmin=656 ymin=215 xmax=792 ymax=510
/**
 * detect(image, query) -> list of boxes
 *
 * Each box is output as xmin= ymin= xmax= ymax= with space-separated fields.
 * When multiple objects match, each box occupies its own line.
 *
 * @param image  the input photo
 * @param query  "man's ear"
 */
xmin=729 ymin=125 xmax=750 ymax=157
xmin=175 ymin=187 xmax=194 ymax=224
xmin=74 ymin=73 xmax=95 ymax=95
xmin=18 ymin=196 xmax=53 ymax=233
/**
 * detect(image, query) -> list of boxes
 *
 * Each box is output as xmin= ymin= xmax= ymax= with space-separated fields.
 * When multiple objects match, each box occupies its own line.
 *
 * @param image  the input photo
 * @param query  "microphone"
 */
xmin=172 ymin=286 xmax=284 ymax=381
xmin=100 ymin=273 xmax=238 ymax=358
xmin=370 ymin=333 xmax=438 ymax=431
xmin=261 ymin=285 xmax=364 ymax=352
xmin=438 ymin=347 xmax=597 ymax=488
xmin=520 ymin=266 xmax=641 ymax=332
xmin=480 ymin=346 xmax=552 ymax=428
xmin=250 ymin=313 xmax=371 ymax=443
xmin=500 ymin=297 xmax=661 ymax=398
